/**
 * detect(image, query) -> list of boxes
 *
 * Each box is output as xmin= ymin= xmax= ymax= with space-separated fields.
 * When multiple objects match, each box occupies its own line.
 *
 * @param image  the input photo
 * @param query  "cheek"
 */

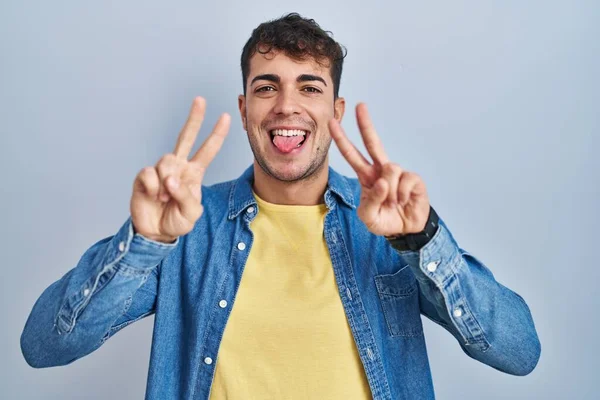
xmin=246 ymin=109 xmax=268 ymax=132
xmin=311 ymin=107 xmax=335 ymax=131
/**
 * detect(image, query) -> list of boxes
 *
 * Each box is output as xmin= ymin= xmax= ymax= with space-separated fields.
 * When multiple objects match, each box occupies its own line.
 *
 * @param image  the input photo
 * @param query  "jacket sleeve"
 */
xmin=20 ymin=216 xmax=179 ymax=368
xmin=391 ymin=216 xmax=541 ymax=376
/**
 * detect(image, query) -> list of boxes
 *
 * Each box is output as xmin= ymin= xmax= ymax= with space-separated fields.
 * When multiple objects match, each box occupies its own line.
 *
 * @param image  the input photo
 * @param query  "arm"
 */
xmin=20 ymin=217 xmax=178 ymax=368
xmin=21 ymin=97 xmax=230 ymax=368
xmin=389 ymin=214 xmax=541 ymax=376
xmin=328 ymin=104 xmax=540 ymax=376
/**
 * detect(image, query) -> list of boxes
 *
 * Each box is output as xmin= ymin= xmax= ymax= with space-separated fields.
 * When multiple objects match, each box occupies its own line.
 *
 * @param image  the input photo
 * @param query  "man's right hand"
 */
xmin=130 ymin=97 xmax=230 ymax=243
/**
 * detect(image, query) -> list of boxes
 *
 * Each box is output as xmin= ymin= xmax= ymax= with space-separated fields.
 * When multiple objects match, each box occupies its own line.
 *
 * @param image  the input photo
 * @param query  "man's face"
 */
xmin=239 ymin=51 xmax=345 ymax=182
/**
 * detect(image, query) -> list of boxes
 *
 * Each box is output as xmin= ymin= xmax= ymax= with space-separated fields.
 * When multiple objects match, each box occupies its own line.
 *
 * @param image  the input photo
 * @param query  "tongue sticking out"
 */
xmin=273 ymin=135 xmax=304 ymax=153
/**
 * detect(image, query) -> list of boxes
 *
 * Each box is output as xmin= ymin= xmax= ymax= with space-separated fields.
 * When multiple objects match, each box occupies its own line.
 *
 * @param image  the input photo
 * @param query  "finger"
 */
xmin=135 ymin=167 xmax=161 ymax=200
xmin=190 ymin=113 xmax=231 ymax=168
xmin=173 ymin=97 xmax=206 ymax=159
xmin=381 ymin=163 xmax=403 ymax=204
xmin=164 ymin=176 xmax=203 ymax=222
xmin=328 ymin=118 xmax=372 ymax=179
xmin=397 ymin=171 xmax=425 ymax=206
xmin=356 ymin=103 xmax=389 ymax=166
xmin=156 ymin=154 xmax=181 ymax=202
xmin=359 ymin=178 xmax=388 ymax=229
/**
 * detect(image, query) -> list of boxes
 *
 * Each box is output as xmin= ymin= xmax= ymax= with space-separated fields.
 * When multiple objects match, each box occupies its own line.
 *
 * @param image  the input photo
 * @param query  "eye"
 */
xmin=302 ymin=86 xmax=322 ymax=93
xmin=256 ymin=86 xmax=275 ymax=93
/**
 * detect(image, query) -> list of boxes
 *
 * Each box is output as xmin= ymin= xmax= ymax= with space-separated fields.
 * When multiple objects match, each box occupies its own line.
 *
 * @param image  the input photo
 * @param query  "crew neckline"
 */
xmin=252 ymin=191 xmax=327 ymax=213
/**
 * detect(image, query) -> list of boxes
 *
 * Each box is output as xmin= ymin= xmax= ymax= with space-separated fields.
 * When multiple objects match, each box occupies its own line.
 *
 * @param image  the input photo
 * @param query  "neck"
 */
xmin=252 ymin=159 xmax=329 ymax=205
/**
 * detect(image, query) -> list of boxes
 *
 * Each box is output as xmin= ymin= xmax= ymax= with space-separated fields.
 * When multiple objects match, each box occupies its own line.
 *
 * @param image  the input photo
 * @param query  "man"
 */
xmin=21 ymin=13 xmax=540 ymax=400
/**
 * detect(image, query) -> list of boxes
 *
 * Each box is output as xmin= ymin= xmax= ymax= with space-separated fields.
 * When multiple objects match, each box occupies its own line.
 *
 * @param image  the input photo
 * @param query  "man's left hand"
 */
xmin=329 ymin=103 xmax=430 ymax=237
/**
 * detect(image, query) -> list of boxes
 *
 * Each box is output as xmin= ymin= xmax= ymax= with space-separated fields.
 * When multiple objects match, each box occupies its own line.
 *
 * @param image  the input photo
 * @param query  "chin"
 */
xmin=265 ymin=163 xmax=311 ymax=182
xmin=261 ymin=157 xmax=327 ymax=183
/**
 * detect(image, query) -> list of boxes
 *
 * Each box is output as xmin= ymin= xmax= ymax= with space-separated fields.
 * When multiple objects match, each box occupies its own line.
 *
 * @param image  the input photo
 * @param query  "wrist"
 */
xmin=145 ymin=235 xmax=178 ymax=244
xmin=386 ymin=206 xmax=439 ymax=251
xmin=132 ymin=221 xmax=177 ymax=244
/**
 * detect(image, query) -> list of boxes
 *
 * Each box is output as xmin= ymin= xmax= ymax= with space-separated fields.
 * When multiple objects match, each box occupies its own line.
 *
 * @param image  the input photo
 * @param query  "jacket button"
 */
xmin=453 ymin=308 xmax=463 ymax=317
xmin=247 ymin=206 xmax=255 ymax=213
xmin=219 ymin=300 xmax=228 ymax=308
xmin=237 ymin=242 xmax=246 ymax=251
xmin=426 ymin=261 xmax=438 ymax=272
xmin=204 ymin=357 xmax=213 ymax=365
xmin=118 ymin=241 xmax=125 ymax=252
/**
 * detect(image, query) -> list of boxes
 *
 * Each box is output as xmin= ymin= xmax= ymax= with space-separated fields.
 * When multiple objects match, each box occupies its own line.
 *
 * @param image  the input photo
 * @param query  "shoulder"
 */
xmin=329 ymin=166 xmax=362 ymax=207
xmin=201 ymin=178 xmax=235 ymax=204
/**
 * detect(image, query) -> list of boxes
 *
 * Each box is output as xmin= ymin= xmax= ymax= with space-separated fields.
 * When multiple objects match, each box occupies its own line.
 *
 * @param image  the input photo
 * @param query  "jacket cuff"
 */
xmin=392 ymin=218 xmax=491 ymax=351
xmin=111 ymin=216 xmax=180 ymax=271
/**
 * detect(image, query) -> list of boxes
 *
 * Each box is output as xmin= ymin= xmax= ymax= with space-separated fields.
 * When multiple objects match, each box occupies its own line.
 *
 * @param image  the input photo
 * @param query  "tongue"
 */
xmin=273 ymin=135 xmax=304 ymax=153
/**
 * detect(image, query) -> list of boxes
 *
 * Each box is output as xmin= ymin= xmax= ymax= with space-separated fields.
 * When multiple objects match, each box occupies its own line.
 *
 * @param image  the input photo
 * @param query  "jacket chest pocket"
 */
xmin=374 ymin=266 xmax=423 ymax=337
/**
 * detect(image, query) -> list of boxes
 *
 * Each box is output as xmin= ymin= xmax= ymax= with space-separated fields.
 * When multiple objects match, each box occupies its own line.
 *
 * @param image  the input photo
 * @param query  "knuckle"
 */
xmin=138 ymin=167 xmax=155 ymax=183
xmin=164 ymin=153 xmax=177 ymax=162
xmin=143 ymin=166 xmax=157 ymax=177
xmin=156 ymin=161 xmax=176 ymax=177
xmin=405 ymin=171 xmax=419 ymax=181
xmin=156 ymin=163 xmax=166 ymax=177
xmin=382 ymin=162 xmax=400 ymax=175
xmin=157 ymin=153 xmax=177 ymax=168
xmin=157 ymin=154 xmax=168 ymax=164
xmin=391 ymin=163 xmax=403 ymax=174
xmin=139 ymin=166 xmax=152 ymax=176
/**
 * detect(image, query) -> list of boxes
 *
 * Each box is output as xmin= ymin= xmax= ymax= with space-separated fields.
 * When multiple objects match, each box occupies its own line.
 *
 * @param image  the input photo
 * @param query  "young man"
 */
xmin=21 ymin=13 xmax=540 ymax=400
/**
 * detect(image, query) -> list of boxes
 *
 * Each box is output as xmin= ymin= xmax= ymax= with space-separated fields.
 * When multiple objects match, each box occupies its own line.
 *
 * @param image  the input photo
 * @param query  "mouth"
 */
xmin=268 ymin=128 xmax=310 ymax=154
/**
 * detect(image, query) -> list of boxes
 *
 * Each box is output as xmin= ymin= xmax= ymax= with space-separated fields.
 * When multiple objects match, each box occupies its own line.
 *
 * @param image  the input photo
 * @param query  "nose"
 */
xmin=273 ymin=88 xmax=301 ymax=116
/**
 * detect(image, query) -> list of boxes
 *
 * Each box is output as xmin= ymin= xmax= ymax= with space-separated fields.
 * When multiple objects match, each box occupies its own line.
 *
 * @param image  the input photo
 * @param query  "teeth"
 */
xmin=271 ymin=129 xmax=306 ymax=137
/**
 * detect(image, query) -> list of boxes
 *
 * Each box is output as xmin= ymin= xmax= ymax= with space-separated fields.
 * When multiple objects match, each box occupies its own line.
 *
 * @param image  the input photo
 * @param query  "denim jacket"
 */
xmin=21 ymin=165 xmax=541 ymax=399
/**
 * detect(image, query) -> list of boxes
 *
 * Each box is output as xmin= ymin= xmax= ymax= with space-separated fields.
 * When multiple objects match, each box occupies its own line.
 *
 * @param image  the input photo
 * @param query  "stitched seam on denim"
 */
xmin=445 ymin=257 xmax=490 ymax=350
xmin=328 ymin=209 xmax=391 ymax=399
xmin=131 ymin=235 xmax=179 ymax=251
xmin=192 ymin=215 xmax=254 ymax=400
xmin=115 ymin=262 xmax=156 ymax=276
xmin=68 ymin=265 xmax=121 ymax=333
xmin=191 ymin=251 xmax=231 ymax=400
xmin=374 ymin=273 xmax=416 ymax=297
xmin=421 ymin=311 xmax=450 ymax=328
xmin=57 ymin=253 xmax=125 ymax=334
xmin=451 ymin=258 xmax=490 ymax=350
xmin=327 ymin=210 xmax=378 ymax=395
xmin=227 ymin=177 xmax=257 ymax=220
xmin=55 ymin=226 xmax=137 ymax=334
xmin=335 ymin=233 xmax=373 ymax=381
xmin=102 ymin=309 xmax=154 ymax=345
xmin=376 ymin=291 xmax=423 ymax=337
xmin=101 ymin=272 xmax=153 ymax=344
xmin=374 ymin=267 xmax=423 ymax=337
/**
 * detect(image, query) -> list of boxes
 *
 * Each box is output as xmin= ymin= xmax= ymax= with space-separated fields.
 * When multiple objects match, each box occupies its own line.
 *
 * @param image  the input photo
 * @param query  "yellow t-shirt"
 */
xmin=209 ymin=192 xmax=371 ymax=399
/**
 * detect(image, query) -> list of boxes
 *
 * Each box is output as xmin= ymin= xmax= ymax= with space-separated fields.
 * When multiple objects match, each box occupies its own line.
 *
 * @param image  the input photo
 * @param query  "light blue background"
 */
xmin=1 ymin=1 xmax=598 ymax=399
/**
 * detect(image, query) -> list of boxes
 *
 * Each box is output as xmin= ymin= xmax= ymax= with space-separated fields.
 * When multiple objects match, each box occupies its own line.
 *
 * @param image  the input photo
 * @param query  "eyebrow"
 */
xmin=297 ymin=74 xmax=327 ymax=86
xmin=250 ymin=73 xmax=327 ymax=87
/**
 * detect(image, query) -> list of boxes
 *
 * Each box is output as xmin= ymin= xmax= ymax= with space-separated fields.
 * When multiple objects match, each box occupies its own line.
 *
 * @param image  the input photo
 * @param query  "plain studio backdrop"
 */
xmin=1 ymin=1 xmax=598 ymax=399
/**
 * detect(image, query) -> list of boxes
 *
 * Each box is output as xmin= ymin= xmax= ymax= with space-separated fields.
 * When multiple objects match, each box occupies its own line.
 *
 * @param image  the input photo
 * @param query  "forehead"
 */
xmin=248 ymin=51 xmax=331 ymax=84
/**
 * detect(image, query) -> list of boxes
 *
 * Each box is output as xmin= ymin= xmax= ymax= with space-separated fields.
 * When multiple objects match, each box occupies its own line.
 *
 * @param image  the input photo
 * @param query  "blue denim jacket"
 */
xmin=21 ymin=165 xmax=541 ymax=399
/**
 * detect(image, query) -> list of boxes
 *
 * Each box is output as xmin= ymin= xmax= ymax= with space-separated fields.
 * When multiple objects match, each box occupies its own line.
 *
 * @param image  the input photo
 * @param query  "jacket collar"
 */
xmin=227 ymin=164 xmax=356 ymax=220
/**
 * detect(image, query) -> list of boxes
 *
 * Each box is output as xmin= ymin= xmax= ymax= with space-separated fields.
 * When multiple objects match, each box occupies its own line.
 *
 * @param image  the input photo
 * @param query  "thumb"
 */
xmin=165 ymin=176 xmax=201 ymax=221
xmin=360 ymin=178 xmax=388 ymax=228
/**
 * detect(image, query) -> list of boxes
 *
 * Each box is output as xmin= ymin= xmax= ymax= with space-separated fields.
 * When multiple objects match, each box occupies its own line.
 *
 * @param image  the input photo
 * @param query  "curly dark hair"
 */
xmin=241 ymin=13 xmax=347 ymax=99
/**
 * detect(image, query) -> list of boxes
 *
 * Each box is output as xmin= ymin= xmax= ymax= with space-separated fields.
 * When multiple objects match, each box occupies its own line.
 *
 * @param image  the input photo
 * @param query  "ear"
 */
xmin=334 ymin=97 xmax=346 ymax=122
xmin=238 ymin=95 xmax=247 ymax=131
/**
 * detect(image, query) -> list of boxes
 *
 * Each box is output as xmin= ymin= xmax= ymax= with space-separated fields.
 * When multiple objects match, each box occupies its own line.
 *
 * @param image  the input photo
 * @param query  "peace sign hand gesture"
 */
xmin=130 ymin=97 xmax=230 ymax=243
xmin=329 ymin=104 xmax=430 ymax=237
